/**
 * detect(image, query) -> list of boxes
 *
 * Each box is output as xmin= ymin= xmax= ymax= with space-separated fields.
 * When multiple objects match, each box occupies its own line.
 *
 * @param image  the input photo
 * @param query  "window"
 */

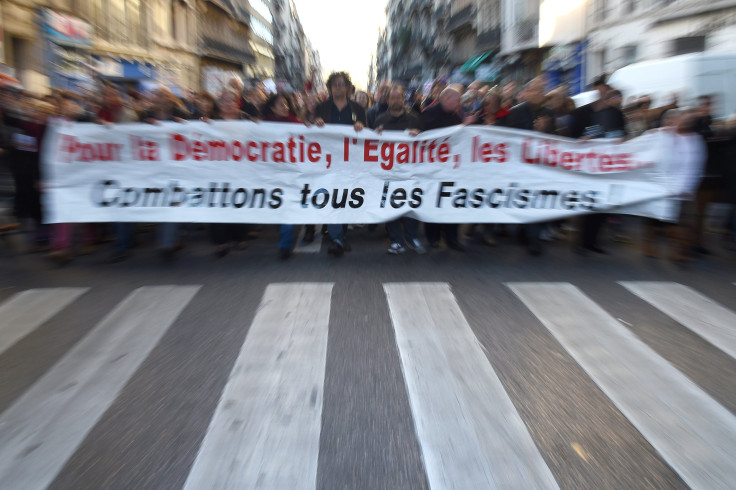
xmin=620 ymin=45 xmax=637 ymax=66
xmin=672 ymin=36 xmax=705 ymax=55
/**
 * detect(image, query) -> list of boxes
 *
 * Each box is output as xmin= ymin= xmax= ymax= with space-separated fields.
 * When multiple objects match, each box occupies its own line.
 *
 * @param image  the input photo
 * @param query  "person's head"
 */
xmin=375 ymin=81 xmax=390 ymax=104
xmin=326 ymin=72 xmax=351 ymax=99
xmin=482 ymin=91 xmax=502 ymax=122
xmin=592 ymin=74 xmax=609 ymax=97
xmin=218 ymin=90 xmax=241 ymax=119
xmin=353 ymin=90 xmax=370 ymax=109
xmin=661 ymin=108 xmax=681 ymax=128
xmin=387 ymin=84 xmax=406 ymax=114
xmin=58 ymin=91 xmax=82 ymax=120
xmin=439 ymin=85 xmax=462 ymax=113
xmin=677 ymin=107 xmax=697 ymax=133
xmin=605 ymin=89 xmax=623 ymax=108
xmin=524 ymin=77 xmax=546 ymax=105
xmin=263 ymin=92 xmax=294 ymax=119
xmin=153 ymin=86 xmax=178 ymax=111
xmin=101 ymin=83 xmax=122 ymax=107
xmin=545 ymin=88 xmax=566 ymax=112
xmin=697 ymin=95 xmax=713 ymax=117
xmin=196 ymin=90 xmax=217 ymax=117
xmin=430 ymin=80 xmax=446 ymax=99
xmin=227 ymin=77 xmax=244 ymax=95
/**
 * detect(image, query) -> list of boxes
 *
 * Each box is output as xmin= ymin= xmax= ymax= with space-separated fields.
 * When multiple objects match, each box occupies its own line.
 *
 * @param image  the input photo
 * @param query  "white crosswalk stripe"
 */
xmin=0 ymin=280 xmax=735 ymax=489
xmin=0 ymin=288 xmax=88 ymax=355
xmin=620 ymin=281 xmax=736 ymax=359
xmin=184 ymin=283 xmax=333 ymax=490
xmin=385 ymin=282 xmax=559 ymax=490
xmin=0 ymin=285 xmax=200 ymax=489
xmin=509 ymin=282 xmax=736 ymax=490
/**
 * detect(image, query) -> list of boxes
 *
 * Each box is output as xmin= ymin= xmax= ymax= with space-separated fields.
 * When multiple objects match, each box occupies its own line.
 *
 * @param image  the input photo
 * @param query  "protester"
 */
xmin=420 ymin=84 xmax=466 ymax=251
xmin=313 ymin=71 xmax=366 ymax=257
xmin=374 ymin=84 xmax=426 ymax=255
xmin=367 ymin=81 xmax=390 ymax=129
xmin=261 ymin=92 xmax=305 ymax=259
xmin=506 ymin=76 xmax=556 ymax=255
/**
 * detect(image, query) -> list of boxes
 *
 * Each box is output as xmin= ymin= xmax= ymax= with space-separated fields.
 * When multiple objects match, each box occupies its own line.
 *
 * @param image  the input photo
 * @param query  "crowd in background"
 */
xmin=0 ymin=70 xmax=735 ymax=265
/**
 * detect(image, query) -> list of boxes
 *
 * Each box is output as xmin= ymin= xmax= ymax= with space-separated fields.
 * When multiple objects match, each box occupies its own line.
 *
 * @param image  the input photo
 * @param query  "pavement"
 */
xmin=0 ymin=222 xmax=735 ymax=489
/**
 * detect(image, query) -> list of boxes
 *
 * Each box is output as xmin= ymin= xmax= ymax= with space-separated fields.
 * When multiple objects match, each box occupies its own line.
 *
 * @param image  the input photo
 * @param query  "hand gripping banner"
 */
xmin=42 ymin=120 xmax=679 ymax=224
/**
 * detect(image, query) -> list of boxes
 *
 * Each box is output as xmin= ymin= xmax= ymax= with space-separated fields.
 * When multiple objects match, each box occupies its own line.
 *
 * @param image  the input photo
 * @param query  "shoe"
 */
xmin=388 ymin=242 xmax=406 ymax=254
xmin=584 ymin=245 xmax=608 ymax=254
xmin=693 ymin=246 xmax=711 ymax=255
xmin=429 ymin=241 xmax=440 ymax=249
xmin=408 ymin=238 xmax=427 ymax=254
xmin=278 ymin=248 xmax=292 ymax=260
xmin=327 ymin=239 xmax=344 ymax=257
xmin=446 ymin=240 xmax=466 ymax=252
xmin=301 ymin=229 xmax=315 ymax=245
xmin=342 ymin=240 xmax=352 ymax=252
xmin=47 ymin=249 xmax=72 ymax=265
xmin=106 ymin=251 xmax=130 ymax=263
xmin=160 ymin=247 xmax=178 ymax=262
xmin=214 ymin=245 xmax=230 ymax=259
xmin=481 ymin=235 xmax=496 ymax=247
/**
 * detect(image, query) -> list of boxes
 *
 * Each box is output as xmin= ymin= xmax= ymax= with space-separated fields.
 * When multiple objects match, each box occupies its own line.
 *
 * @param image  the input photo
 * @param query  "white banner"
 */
xmin=42 ymin=121 xmax=677 ymax=224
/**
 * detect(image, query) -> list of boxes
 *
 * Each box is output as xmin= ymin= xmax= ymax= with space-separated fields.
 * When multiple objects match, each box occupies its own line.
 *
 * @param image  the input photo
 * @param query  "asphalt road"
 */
xmin=1 ymin=223 xmax=735 ymax=489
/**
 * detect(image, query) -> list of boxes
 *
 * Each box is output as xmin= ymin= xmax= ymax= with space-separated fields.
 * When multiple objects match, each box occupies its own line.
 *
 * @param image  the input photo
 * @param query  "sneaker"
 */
xmin=408 ymin=238 xmax=427 ymax=254
xmin=327 ymin=239 xmax=344 ymax=257
xmin=388 ymin=242 xmax=406 ymax=254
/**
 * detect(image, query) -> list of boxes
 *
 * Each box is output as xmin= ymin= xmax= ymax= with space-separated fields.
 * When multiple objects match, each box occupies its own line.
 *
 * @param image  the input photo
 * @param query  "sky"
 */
xmin=292 ymin=0 xmax=388 ymax=90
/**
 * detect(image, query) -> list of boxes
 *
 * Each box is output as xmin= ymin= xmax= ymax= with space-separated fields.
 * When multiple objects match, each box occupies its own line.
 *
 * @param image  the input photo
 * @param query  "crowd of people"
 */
xmin=0 ymin=70 xmax=735 ymax=265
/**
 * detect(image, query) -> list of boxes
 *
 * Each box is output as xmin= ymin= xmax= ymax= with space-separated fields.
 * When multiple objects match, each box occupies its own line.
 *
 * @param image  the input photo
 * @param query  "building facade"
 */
xmin=375 ymin=0 xmax=736 ymax=94
xmin=0 ymin=0 xmax=320 ymax=95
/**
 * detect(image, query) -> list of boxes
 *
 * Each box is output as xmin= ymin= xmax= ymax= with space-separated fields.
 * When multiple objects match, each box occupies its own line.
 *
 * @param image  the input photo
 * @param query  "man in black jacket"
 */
xmin=367 ymin=80 xmax=390 ymax=129
xmin=420 ymin=85 xmax=465 ymax=251
xmin=375 ymin=84 xmax=426 ymax=254
xmin=506 ymin=77 xmax=555 ymax=255
xmin=313 ymin=72 xmax=366 ymax=257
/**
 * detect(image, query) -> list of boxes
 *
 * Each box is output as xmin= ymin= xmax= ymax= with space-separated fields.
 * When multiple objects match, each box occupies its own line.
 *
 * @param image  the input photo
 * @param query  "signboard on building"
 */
xmin=40 ymin=8 xmax=93 ymax=46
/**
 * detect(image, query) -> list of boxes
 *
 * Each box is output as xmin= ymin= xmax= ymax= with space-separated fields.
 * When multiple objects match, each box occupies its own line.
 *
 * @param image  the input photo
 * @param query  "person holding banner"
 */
xmin=375 ymin=84 xmax=427 ymax=255
xmin=420 ymin=84 xmax=467 ymax=252
xmin=313 ymin=71 xmax=367 ymax=257
xmin=506 ymin=77 xmax=556 ymax=256
xmin=142 ymin=87 xmax=190 ymax=262
xmin=261 ymin=91 xmax=304 ymax=259
xmin=209 ymin=89 xmax=251 ymax=258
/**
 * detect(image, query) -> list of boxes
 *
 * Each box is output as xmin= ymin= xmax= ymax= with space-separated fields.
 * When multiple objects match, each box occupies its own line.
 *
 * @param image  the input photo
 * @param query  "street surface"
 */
xmin=1 ymin=224 xmax=735 ymax=489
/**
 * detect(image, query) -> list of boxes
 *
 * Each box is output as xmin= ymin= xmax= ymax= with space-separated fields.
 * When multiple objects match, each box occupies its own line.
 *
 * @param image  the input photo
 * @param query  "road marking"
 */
xmin=509 ymin=282 xmax=736 ymax=490
xmin=293 ymin=226 xmax=323 ymax=253
xmin=620 ymin=281 xmax=736 ymax=360
xmin=0 ymin=285 xmax=200 ymax=489
xmin=0 ymin=288 xmax=88 ymax=356
xmin=184 ymin=283 xmax=333 ymax=490
xmin=384 ymin=282 xmax=559 ymax=490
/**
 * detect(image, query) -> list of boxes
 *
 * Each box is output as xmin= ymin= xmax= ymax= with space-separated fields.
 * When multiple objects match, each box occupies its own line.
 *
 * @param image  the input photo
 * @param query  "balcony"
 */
xmin=201 ymin=35 xmax=256 ymax=64
xmin=476 ymin=27 xmax=501 ymax=51
xmin=447 ymin=4 xmax=476 ymax=34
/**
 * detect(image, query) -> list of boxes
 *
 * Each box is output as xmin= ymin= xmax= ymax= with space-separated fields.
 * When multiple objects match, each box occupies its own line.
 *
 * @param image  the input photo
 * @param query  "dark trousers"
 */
xmin=581 ymin=214 xmax=607 ymax=248
xmin=425 ymin=223 xmax=459 ymax=246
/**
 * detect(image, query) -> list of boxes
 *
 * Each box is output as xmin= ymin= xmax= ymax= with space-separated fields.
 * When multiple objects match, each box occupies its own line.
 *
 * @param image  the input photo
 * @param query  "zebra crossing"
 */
xmin=0 ymin=280 xmax=735 ymax=489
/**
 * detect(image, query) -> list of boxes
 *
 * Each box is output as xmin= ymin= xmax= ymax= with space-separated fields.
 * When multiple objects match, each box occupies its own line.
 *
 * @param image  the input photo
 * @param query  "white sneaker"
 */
xmin=388 ymin=242 xmax=406 ymax=254
xmin=408 ymin=238 xmax=427 ymax=254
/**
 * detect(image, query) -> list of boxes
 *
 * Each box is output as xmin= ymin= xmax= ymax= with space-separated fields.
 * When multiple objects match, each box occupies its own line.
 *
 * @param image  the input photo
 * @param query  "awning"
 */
xmin=459 ymin=50 xmax=495 ymax=73
xmin=0 ymin=72 xmax=22 ymax=89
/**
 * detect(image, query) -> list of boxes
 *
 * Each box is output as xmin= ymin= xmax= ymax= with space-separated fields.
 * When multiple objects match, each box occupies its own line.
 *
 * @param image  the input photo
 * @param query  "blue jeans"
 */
xmin=279 ymin=224 xmax=294 ymax=250
xmin=327 ymin=224 xmax=344 ymax=242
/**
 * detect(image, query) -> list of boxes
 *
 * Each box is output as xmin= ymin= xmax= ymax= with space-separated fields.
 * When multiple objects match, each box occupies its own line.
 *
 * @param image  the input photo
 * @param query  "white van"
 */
xmin=607 ymin=52 xmax=736 ymax=118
